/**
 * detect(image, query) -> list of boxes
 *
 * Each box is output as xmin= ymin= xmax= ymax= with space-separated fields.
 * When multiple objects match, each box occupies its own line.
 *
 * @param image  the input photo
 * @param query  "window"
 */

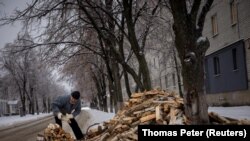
xmin=232 ymin=48 xmax=238 ymax=70
xmin=211 ymin=15 xmax=218 ymax=36
xmin=230 ymin=0 xmax=237 ymax=25
xmin=213 ymin=57 xmax=220 ymax=75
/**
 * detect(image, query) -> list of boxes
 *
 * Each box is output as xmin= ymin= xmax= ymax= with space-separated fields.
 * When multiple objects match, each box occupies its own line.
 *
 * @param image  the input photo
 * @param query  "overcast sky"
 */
xmin=0 ymin=0 xmax=31 ymax=48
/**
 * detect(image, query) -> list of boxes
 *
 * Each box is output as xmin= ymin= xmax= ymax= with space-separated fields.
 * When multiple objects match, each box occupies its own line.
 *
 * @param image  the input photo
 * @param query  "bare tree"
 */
xmin=0 ymin=32 xmax=67 ymax=115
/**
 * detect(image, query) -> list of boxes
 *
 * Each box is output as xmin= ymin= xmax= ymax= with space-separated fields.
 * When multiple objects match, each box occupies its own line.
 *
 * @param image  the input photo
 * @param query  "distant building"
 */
xmin=0 ymin=99 xmax=8 ymax=116
xmin=203 ymin=0 xmax=250 ymax=105
xmin=7 ymin=100 xmax=19 ymax=115
xmin=0 ymin=99 xmax=20 ymax=116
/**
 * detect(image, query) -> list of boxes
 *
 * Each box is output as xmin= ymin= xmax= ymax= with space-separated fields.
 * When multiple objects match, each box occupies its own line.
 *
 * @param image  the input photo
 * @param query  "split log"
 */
xmin=140 ymin=113 xmax=156 ymax=123
xmin=155 ymin=105 xmax=163 ymax=123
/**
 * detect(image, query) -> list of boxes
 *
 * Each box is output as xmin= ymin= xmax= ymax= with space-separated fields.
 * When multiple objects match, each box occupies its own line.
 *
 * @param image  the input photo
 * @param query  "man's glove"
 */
xmin=61 ymin=114 xmax=74 ymax=123
xmin=57 ymin=112 xmax=62 ymax=120
xmin=66 ymin=114 xmax=74 ymax=119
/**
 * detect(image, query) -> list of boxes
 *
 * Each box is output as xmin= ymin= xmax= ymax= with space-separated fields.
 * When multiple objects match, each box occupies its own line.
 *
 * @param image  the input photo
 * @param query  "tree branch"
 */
xmin=190 ymin=0 xmax=201 ymax=21
xmin=197 ymin=0 xmax=214 ymax=32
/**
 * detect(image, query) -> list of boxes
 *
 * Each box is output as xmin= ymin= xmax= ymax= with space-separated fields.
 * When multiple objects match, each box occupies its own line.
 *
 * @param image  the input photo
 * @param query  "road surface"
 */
xmin=0 ymin=115 xmax=53 ymax=141
xmin=0 ymin=110 xmax=90 ymax=141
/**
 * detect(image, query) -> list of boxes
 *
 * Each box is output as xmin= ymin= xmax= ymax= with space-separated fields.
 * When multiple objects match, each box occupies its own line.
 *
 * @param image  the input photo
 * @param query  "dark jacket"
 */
xmin=52 ymin=95 xmax=81 ymax=117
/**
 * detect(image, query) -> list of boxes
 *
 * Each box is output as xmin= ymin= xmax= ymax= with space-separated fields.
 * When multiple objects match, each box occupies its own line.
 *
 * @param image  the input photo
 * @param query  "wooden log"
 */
xmin=125 ymin=98 xmax=154 ymax=116
xmin=145 ymin=89 xmax=160 ymax=95
xmin=140 ymin=113 xmax=156 ymax=123
xmin=163 ymin=104 xmax=170 ymax=113
xmin=153 ymin=100 xmax=180 ymax=108
xmin=168 ymin=108 xmax=177 ymax=124
xmin=209 ymin=112 xmax=230 ymax=124
xmin=133 ymin=107 xmax=155 ymax=115
xmin=155 ymin=105 xmax=163 ymax=123
xmin=129 ymin=98 xmax=142 ymax=104
xmin=128 ymin=133 xmax=138 ymax=140
xmin=110 ymin=127 xmax=137 ymax=141
xmin=122 ymin=117 xmax=136 ymax=124
xmin=100 ymin=132 xmax=110 ymax=141
xmin=131 ymin=120 xmax=140 ymax=127
xmin=86 ymin=132 xmax=103 ymax=141
xmin=131 ymin=92 xmax=144 ymax=98
xmin=239 ymin=119 xmax=250 ymax=125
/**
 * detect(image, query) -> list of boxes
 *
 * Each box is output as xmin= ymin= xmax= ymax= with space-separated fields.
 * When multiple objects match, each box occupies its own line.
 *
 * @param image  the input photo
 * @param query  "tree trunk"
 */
xmin=42 ymin=96 xmax=47 ymax=113
xmin=123 ymin=70 xmax=132 ymax=98
xmin=35 ymin=93 xmax=39 ymax=115
xmin=92 ymin=71 xmax=104 ymax=111
xmin=47 ymin=97 xmax=51 ymax=113
xmin=101 ymin=73 xmax=108 ymax=112
xmin=112 ymin=59 xmax=123 ymax=111
xmin=30 ymin=87 xmax=35 ymax=115
xmin=107 ymin=73 xmax=115 ymax=113
xmin=118 ymin=12 xmax=132 ymax=98
xmin=169 ymin=0 xmax=214 ymax=124
xmin=109 ymin=91 xmax=114 ymax=113
xmin=173 ymin=49 xmax=183 ymax=97
xmin=123 ymin=0 xmax=152 ymax=90
xmin=20 ymin=98 xmax=26 ymax=117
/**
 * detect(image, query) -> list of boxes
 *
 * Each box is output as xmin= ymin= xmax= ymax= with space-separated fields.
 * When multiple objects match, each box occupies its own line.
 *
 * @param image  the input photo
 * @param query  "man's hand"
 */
xmin=66 ymin=114 xmax=73 ymax=119
xmin=61 ymin=114 xmax=74 ymax=123
xmin=57 ymin=112 xmax=62 ymax=120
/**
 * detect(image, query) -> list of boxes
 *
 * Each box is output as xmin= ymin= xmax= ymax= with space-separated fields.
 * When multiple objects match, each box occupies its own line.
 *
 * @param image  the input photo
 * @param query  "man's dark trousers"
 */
xmin=55 ymin=116 xmax=84 ymax=140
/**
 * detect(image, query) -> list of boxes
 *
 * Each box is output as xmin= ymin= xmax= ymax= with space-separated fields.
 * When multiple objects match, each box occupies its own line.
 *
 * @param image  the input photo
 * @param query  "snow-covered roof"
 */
xmin=7 ymin=100 xmax=18 ymax=105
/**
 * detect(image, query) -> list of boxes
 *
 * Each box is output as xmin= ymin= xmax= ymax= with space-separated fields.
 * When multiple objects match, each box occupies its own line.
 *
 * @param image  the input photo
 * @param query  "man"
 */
xmin=52 ymin=91 xmax=84 ymax=140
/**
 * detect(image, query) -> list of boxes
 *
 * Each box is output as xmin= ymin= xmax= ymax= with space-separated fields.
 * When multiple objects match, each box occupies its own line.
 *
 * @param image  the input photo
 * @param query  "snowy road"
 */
xmin=0 ymin=115 xmax=53 ymax=141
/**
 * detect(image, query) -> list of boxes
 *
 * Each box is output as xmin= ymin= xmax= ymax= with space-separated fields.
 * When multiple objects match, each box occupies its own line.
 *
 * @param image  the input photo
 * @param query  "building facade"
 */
xmin=203 ymin=0 xmax=250 ymax=105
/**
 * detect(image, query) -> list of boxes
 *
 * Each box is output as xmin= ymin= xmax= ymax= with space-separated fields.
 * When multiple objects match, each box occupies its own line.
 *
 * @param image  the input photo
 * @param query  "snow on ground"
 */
xmin=81 ymin=108 xmax=115 ymax=132
xmin=62 ymin=108 xmax=115 ymax=139
xmin=208 ymin=106 xmax=250 ymax=120
xmin=0 ymin=113 xmax=52 ymax=130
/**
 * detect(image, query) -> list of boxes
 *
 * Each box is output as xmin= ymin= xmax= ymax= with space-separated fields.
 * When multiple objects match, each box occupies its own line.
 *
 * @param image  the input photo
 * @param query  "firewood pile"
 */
xmin=85 ymin=89 xmax=250 ymax=141
xmin=37 ymin=123 xmax=74 ymax=141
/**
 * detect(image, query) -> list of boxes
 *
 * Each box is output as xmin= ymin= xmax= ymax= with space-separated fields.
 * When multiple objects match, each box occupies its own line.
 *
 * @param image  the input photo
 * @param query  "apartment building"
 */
xmin=203 ymin=0 xmax=250 ymax=105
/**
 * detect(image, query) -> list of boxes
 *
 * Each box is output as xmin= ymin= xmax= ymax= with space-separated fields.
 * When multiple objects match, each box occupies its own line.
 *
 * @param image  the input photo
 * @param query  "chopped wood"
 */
xmin=168 ymin=108 xmax=177 ymax=125
xmin=131 ymin=92 xmax=144 ymax=98
xmin=121 ymin=117 xmax=136 ymax=124
xmin=100 ymin=132 xmax=110 ymax=141
xmin=38 ymin=123 xmax=74 ymax=141
xmin=129 ymin=98 xmax=142 ymax=104
xmin=140 ymin=113 xmax=156 ymax=123
xmin=80 ymin=89 xmax=250 ymax=141
xmin=155 ymin=105 xmax=163 ymax=123
xmin=209 ymin=112 xmax=230 ymax=124
xmin=133 ymin=107 xmax=155 ymax=115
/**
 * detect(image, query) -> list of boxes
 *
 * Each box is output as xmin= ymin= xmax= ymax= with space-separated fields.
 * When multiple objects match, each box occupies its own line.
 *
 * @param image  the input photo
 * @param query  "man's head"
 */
xmin=70 ymin=91 xmax=80 ymax=104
